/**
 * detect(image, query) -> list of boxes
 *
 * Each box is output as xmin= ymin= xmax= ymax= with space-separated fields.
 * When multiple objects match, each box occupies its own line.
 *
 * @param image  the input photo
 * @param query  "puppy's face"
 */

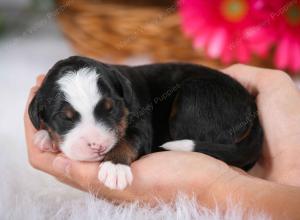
xmin=29 ymin=59 xmax=131 ymax=161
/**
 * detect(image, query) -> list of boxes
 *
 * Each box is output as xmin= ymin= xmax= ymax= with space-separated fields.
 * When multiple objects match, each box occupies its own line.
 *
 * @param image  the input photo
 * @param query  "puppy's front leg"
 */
xmin=98 ymin=139 xmax=138 ymax=190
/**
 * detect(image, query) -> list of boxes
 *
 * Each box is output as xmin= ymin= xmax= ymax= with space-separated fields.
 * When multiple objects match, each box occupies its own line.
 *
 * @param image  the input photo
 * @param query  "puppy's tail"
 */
xmin=160 ymin=140 xmax=259 ymax=170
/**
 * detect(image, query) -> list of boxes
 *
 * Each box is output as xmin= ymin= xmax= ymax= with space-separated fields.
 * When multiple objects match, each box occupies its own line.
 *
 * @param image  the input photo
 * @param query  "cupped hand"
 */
xmin=223 ymin=64 xmax=300 ymax=186
xmin=24 ymin=63 xmax=300 ymax=207
xmin=24 ymin=76 xmax=242 ymax=205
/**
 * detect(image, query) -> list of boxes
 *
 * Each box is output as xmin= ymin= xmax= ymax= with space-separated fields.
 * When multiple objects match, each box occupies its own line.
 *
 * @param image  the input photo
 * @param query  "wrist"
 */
xmin=207 ymin=169 xmax=300 ymax=218
xmin=196 ymin=166 xmax=247 ymax=208
xmin=267 ymin=165 xmax=300 ymax=187
xmin=205 ymin=168 xmax=249 ymax=207
xmin=249 ymin=151 xmax=300 ymax=187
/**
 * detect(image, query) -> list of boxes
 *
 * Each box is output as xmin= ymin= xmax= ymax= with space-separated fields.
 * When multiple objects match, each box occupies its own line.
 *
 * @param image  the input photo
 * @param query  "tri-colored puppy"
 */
xmin=29 ymin=56 xmax=263 ymax=190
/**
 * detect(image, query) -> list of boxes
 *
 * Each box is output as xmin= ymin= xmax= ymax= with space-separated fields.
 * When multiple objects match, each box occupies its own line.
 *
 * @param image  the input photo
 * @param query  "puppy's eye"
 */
xmin=64 ymin=108 xmax=75 ymax=121
xmin=103 ymin=98 xmax=113 ymax=111
xmin=57 ymin=106 xmax=77 ymax=122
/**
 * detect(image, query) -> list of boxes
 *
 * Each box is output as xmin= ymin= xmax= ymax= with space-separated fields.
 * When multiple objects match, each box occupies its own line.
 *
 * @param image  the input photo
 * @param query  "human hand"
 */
xmin=223 ymin=64 xmax=300 ymax=186
xmin=24 ymin=68 xmax=300 ymax=218
xmin=24 ymin=76 xmax=244 ymax=205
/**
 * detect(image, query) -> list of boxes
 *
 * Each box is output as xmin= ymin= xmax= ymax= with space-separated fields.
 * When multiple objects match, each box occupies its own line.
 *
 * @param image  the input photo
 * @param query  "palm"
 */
xmin=131 ymin=151 xmax=232 ymax=201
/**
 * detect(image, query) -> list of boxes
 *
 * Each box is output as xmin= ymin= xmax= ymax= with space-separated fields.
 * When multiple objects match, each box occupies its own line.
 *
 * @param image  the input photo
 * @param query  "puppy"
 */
xmin=29 ymin=56 xmax=263 ymax=190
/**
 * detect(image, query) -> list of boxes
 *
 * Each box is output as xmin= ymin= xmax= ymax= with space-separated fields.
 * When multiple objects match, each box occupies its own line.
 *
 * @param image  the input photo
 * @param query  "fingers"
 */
xmin=55 ymin=176 xmax=85 ymax=191
xmin=24 ymin=87 xmax=38 ymax=119
xmin=53 ymin=157 xmax=99 ymax=184
xmin=52 ymin=156 xmax=103 ymax=192
xmin=24 ymin=81 xmax=40 ymax=151
xmin=52 ymin=156 xmax=86 ymax=191
xmin=24 ymin=86 xmax=39 ymax=153
xmin=52 ymin=156 xmax=136 ymax=201
xmin=24 ymin=74 xmax=46 ymax=120
xmin=24 ymin=74 xmax=59 ymax=175
xmin=222 ymin=64 xmax=293 ymax=95
xmin=222 ymin=64 xmax=261 ymax=94
xmin=36 ymin=74 xmax=45 ymax=86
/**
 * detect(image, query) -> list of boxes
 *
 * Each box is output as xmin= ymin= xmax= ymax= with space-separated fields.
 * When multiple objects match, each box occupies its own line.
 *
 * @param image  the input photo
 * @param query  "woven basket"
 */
xmin=55 ymin=0 xmax=224 ymax=66
xmin=56 ymin=0 xmax=278 ymax=71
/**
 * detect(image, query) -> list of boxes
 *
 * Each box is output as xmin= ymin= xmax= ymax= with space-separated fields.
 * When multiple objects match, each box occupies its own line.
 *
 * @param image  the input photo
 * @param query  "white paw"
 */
xmin=98 ymin=161 xmax=133 ymax=190
xmin=34 ymin=130 xmax=53 ymax=151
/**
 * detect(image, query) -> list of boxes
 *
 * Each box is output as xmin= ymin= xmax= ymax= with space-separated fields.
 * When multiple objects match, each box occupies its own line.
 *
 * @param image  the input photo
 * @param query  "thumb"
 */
xmin=52 ymin=156 xmax=72 ymax=177
xmin=222 ymin=64 xmax=261 ymax=95
xmin=53 ymin=156 xmax=100 ymax=187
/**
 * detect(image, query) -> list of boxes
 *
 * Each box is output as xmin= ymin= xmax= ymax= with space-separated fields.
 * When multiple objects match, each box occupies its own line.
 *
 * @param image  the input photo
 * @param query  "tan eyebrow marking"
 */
xmin=103 ymin=98 xmax=113 ymax=111
xmin=63 ymin=105 xmax=76 ymax=120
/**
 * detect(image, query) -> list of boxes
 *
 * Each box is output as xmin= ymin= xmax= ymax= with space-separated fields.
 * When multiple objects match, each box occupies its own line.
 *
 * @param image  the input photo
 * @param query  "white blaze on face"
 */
xmin=57 ymin=68 xmax=118 ymax=161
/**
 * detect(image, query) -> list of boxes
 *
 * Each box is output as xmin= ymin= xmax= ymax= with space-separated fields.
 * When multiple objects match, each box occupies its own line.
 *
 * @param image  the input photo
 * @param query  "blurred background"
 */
xmin=0 ymin=0 xmax=70 ymax=140
xmin=0 ymin=0 xmax=299 ymax=145
xmin=0 ymin=0 xmax=299 ymax=218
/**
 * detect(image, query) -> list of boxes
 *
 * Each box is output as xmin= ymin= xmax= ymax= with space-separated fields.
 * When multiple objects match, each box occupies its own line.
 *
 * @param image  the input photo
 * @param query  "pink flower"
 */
xmin=178 ymin=0 xmax=272 ymax=64
xmin=267 ymin=0 xmax=300 ymax=73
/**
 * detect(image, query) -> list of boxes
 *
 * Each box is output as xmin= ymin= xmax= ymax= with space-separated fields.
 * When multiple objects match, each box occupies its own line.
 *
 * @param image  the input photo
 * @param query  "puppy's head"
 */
xmin=29 ymin=56 xmax=132 ymax=161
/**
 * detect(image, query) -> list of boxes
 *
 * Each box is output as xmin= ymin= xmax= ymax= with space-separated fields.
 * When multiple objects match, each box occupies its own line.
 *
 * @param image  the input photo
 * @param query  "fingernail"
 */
xmin=53 ymin=156 xmax=71 ymax=176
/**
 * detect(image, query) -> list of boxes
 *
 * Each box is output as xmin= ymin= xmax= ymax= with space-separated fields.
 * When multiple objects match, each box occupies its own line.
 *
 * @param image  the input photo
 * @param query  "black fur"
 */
xmin=29 ymin=56 xmax=263 ymax=170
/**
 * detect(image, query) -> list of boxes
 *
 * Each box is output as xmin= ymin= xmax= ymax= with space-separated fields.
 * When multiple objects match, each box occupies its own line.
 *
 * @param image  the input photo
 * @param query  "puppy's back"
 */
xmin=167 ymin=71 xmax=263 ymax=169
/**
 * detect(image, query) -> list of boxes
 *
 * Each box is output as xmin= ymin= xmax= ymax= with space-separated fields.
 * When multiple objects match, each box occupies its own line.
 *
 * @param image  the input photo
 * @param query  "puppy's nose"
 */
xmin=87 ymin=141 xmax=105 ymax=152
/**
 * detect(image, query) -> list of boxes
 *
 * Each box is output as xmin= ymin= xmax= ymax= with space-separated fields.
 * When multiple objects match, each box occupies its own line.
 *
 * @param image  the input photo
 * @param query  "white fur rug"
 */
xmin=0 ymin=21 xmax=271 ymax=220
xmin=0 ymin=144 xmax=269 ymax=220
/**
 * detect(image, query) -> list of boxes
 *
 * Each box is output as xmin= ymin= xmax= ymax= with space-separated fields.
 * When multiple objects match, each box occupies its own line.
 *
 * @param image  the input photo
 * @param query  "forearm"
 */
xmin=209 ymin=173 xmax=300 ymax=219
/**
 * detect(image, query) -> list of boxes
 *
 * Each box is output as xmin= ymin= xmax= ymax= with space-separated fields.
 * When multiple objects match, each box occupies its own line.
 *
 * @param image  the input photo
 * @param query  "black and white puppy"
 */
xmin=29 ymin=56 xmax=263 ymax=190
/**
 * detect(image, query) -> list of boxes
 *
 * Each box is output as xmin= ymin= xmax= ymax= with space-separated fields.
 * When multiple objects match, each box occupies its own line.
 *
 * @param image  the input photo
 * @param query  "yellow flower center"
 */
xmin=220 ymin=0 xmax=249 ymax=22
xmin=285 ymin=4 xmax=300 ymax=26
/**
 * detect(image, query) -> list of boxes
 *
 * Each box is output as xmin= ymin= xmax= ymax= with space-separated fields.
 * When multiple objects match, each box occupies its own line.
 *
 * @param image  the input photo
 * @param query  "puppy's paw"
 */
xmin=33 ymin=130 xmax=55 ymax=152
xmin=98 ymin=161 xmax=133 ymax=190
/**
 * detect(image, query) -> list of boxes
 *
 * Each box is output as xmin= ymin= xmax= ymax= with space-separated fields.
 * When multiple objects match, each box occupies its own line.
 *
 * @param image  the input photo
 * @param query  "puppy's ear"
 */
xmin=105 ymin=69 xmax=132 ymax=107
xmin=28 ymin=92 xmax=44 ymax=129
xmin=101 ymin=64 xmax=134 ymax=107
xmin=115 ymin=73 xmax=133 ymax=107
